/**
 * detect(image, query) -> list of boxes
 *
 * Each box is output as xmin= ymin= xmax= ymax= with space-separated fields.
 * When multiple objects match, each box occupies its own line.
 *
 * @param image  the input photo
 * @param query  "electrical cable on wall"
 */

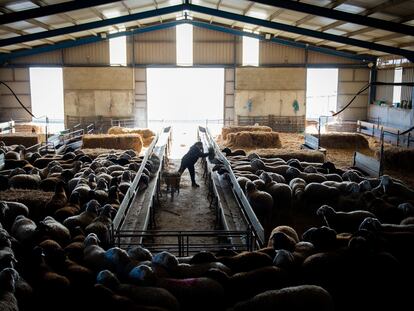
xmin=330 ymin=80 xmax=414 ymax=134
xmin=0 ymin=80 xmax=37 ymax=118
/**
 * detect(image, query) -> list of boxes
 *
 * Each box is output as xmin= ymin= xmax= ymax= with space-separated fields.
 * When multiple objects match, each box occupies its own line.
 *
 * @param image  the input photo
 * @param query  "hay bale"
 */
xmin=108 ymin=126 xmax=155 ymax=139
xmin=0 ymin=133 xmax=40 ymax=147
xmin=315 ymin=133 xmax=369 ymax=149
xmin=250 ymin=149 xmax=325 ymax=163
xmin=142 ymin=136 xmax=155 ymax=147
xmin=226 ymin=131 xmax=281 ymax=149
xmin=14 ymin=123 xmax=44 ymax=134
xmin=376 ymin=147 xmax=414 ymax=172
xmin=82 ymin=134 xmax=143 ymax=153
xmin=222 ymin=125 xmax=272 ymax=140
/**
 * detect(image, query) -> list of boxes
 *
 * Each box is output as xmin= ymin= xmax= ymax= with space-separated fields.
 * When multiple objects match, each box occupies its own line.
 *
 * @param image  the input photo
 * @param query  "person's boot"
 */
xmin=192 ymin=182 xmax=200 ymax=187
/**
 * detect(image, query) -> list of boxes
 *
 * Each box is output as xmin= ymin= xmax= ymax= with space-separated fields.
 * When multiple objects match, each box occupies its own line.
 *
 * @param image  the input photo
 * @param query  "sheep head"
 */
xmin=260 ymin=171 xmax=272 ymax=185
xmin=358 ymin=180 xmax=372 ymax=192
xmin=322 ymin=161 xmax=336 ymax=173
xmin=247 ymin=152 xmax=260 ymax=160
xmin=316 ymin=205 xmax=335 ymax=217
xmin=398 ymin=202 xmax=414 ymax=216
xmin=85 ymin=199 xmax=100 ymax=214
xmin=152 ymin=251 xmax=178 ymax=271
xmin=0 ymin=229 xmax=12 ymax=248
xmin=96 ymin=270 xmax=120 ymax=290
xmin=84 ymin=233 xmax=100 ymax=247
xmin=245 ymin=181 xmax=256 ymax=194
xmin=221 ymin=147 xmax=231 ymax=155
xmin=0 ymin=268 xmax=19 ymax=293
xmin=127 ymin=246 xmax=153 ymax=262
xmin=359 ymin=217 xmax=381 ymax=232
xmin=250 ymin=158 xmax=265 ymax=171
xmin=129 ymin=265 xmax=156 ymax=285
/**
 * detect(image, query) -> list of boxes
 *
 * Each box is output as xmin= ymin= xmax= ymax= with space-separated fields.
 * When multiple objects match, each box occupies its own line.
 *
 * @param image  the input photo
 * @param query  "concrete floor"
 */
xmin=150 ymin=126 xmax=218 ymax=253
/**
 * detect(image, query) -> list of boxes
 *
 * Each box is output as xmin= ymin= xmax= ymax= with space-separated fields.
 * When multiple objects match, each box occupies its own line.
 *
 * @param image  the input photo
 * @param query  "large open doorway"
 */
xmin=29 ymin=67 xmax=64 ymax=133
xmin=306 ymin=68 xmax=338 ymax=122
xmin=147 ymin=68 xmax=224 ymax=158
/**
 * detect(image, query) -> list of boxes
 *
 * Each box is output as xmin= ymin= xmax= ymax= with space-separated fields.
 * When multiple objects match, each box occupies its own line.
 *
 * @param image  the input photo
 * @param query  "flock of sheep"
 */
xmin=0 ymin=138 xmax=413 ymax=311
xmin=0 ymin=142 xmax=158 ymax=311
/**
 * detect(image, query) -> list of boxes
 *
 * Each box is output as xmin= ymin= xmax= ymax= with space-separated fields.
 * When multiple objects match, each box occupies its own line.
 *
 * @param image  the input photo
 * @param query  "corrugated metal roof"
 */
xmin=0 ymin=0 xmax=412 ymax=61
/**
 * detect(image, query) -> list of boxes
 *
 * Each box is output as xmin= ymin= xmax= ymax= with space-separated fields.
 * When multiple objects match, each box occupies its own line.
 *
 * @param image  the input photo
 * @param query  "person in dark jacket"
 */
xmin=179 ymin=141 xmax=209 ymax=187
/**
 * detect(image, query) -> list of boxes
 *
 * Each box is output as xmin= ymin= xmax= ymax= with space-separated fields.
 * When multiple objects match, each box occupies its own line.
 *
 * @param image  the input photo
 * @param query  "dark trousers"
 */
xmin=179 ymin=163 xmax=196 ymax=184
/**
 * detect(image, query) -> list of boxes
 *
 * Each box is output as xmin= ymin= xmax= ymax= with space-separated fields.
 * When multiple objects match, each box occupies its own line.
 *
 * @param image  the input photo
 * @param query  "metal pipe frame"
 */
xmin=251 ymin=0 xmax=414 ymax=37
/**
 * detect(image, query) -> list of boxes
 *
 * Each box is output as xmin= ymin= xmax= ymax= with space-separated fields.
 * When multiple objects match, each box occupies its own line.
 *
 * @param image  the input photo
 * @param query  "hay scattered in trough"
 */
xmin=376 ymin=147 xmax=414 ymax=172
xmin=83 ymin=134 xmax=143 ymax=153
xmin=222 ymin=125 xmax=272 ymax=140
xmin=250 ymin=148 xmax=325 ymax=163
xmin=315 ymin=133 xmax=369 ymax=149
xmin=0 ymin=133 xmax=40 ymax=147
xmin=226 ymin=131 xmax=282 ymax=149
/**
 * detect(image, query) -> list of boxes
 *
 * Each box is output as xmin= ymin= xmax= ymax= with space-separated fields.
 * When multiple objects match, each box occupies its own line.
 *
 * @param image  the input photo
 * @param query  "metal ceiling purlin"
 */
xmin=251 ymin=0 xmax=414 ymax=37
xmin=0 ymin=18 xmax=375 ymax=64
xmin=0 ymin=4 xmax=185 ymax=48
xmin=190 ymin=20 xmax=375 ymax=62
xmin=0 ymin=0 xmax=121 ymax=25
xmin=188 ymin=3 xmax=414 ymax=61
xmin=0 ymin=20 xmax=186 ymax=63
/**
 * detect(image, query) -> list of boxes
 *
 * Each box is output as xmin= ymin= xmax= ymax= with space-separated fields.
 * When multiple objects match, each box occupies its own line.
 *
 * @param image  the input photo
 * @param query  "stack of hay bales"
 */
xmin=108 ymin=126 xmax=155 ymax=147
xmin=14 ymin=122 xmax=44 ymax=134
xmin=0 ymin=133 xmax=40 ymax=147
xmin=222 ymin=125 xmax=281 ymax=149
xmin=316 ymin=133 xmax=369 ymax=149
xmin=82 ymin=133 xmax=143 ymax=153
xmin=226 ymin=131 xmax=282 ymax=149
xmin=376 ymin=147 xmax=414 ymax=172
xmin=222 ymin=125 xmax=272 ymax=140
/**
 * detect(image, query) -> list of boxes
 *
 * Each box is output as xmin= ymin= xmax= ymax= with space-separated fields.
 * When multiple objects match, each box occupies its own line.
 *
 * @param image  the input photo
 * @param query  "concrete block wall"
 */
xmin=63 ymin=67 xmax=135 ymax=122
xmin=234 ymin=68 xmax=306 ymax=119
xmin=134 ymin=68 xmax=147 ymax=127
xmin=337 ymin=68 xmax=370 ymax=121
xmin=0 ymin=68 xmax=32 ymax=122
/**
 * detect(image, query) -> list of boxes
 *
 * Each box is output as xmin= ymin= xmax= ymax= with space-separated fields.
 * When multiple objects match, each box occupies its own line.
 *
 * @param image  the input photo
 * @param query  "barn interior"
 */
xmin=0 ymin=1 xmax=414 ymax=311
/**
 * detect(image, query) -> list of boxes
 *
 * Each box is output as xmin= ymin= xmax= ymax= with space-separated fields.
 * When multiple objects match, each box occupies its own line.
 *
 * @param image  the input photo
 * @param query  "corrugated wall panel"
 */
xmin=10 ymin=50 xmax=62 ymax=65
xmin=63 ymin=40 xmax=109 ymax=65
xmin=307 ymin=50 xmax=359 ymax=64
xmin=376 ymin=69 xmax=394 ymax=104
xmin=193 ymin=27 xmax=234 ymax=64
xmin=193 ymin=27 xmax=233 ymax=41
xmin=134 ymin=28 xmax=176 ymax=64
xmin=260 ymin=41 xmax=305 ymax=64
xmin=402 ymin=67 xmax=413 ymax=102
xmin=194 ymin=42 xmax=234 ymax=64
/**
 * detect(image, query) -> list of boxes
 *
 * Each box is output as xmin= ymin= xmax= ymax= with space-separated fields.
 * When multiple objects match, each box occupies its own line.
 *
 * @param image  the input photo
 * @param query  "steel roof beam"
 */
xmin=189 ymin=3 xmax=414 ymax=61
xmin=250 ymin=0 xmax=414 ymax=36
xmin=0 ymin=0 xmax=121 ymax=25
xmin=0 ymin=4 xmax=185 ymax=48
xmin=0 ymin=19 xmax=376 ymax=64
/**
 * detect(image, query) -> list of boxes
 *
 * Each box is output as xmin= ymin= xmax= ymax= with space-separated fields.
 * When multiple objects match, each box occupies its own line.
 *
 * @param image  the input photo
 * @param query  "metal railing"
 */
xmin=357 ymin=120 xmax=414 ymax=148
xmin=202 ymin=126 xmax=265 ymax=247
xmin=112 ymin=131 xmax=160 ymax=233
xmin=112 ymin=230 xmax=256 ymax=256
